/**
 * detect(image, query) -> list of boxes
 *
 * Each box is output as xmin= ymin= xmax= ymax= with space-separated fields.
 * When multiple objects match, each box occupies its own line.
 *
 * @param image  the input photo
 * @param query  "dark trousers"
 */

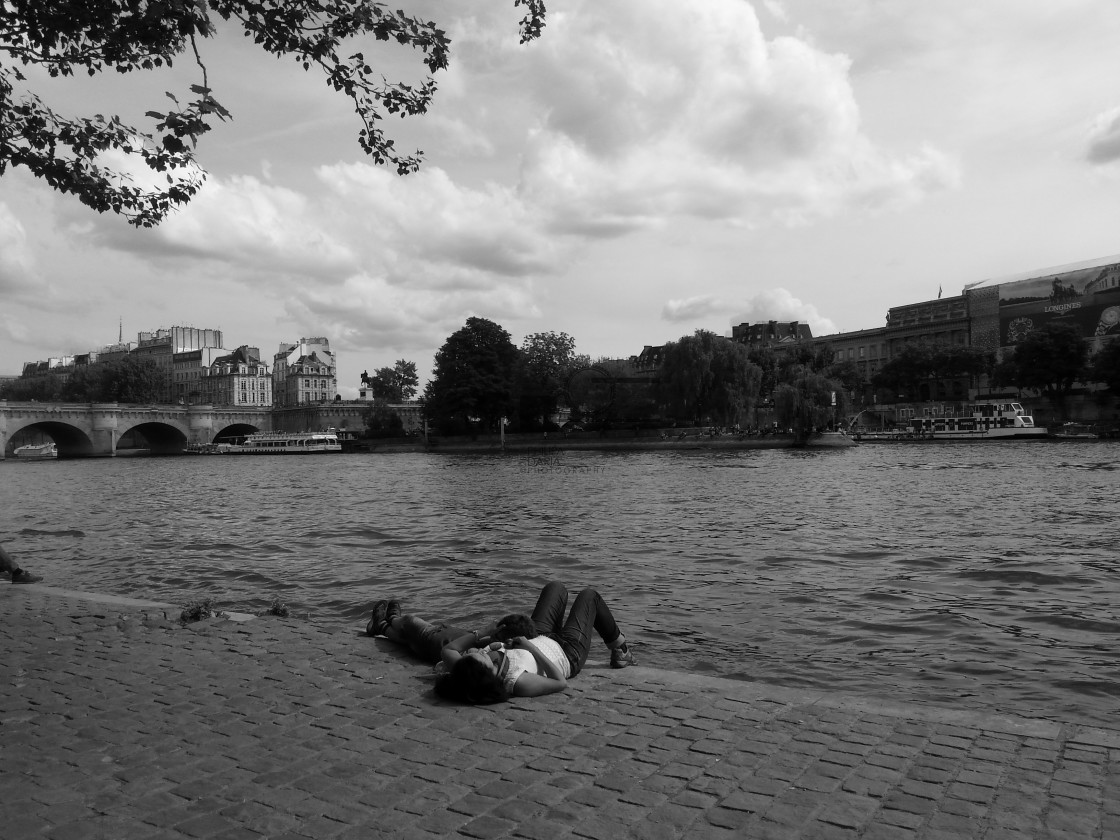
xmin=530 ymin=581 xmax=622 ymax=676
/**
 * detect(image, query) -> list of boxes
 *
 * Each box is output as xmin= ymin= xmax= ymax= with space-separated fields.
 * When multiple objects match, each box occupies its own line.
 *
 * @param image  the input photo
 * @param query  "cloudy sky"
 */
xmin=3 ymin=0 xmax=1119 ymax=395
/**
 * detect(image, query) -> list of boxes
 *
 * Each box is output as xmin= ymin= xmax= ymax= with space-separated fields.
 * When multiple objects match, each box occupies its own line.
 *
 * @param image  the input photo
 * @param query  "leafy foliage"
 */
xmin=180 ymin=597 xmax=218 ymax=623
xmin=517 ymin=331 xmax=588 ymax=430
xmin=2 ymin=356 xmax=169 ymax=403
xmin=423 ymin=317 xmax=519 ymax=434
xmin=363 ymin=400 xmax=406 ymax=438
xmin=565 ymin=359 xmax=659 ymax=430
xmin=1087 ymin=338 xmax=1120 ymax=395
xmin=872 ymin=343 xmax=993 ymax=402
xmin=772 ymin=371 xmax=847 ymax=439
xmin=1 ymin=1 xmax=547 ymax=225
xmin=1003 ymin=322 xmax=1087 ymax=404
xmin=362 ymin=359 xmax=418 ymax=402
xmin=263 ymin=596 xmax=290 ymax=617
xmin=658 ymin=331 xmax=762 ymax=425
xmin=0 ymin=371 xmax=62 ymax=401
xmin=61 ymin=356 xmax=169 ymax=403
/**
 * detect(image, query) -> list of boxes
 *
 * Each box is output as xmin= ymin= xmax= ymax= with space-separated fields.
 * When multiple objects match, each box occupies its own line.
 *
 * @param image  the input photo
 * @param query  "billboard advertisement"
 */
xmin=998 ymin=261 xmax=1120 ymax=350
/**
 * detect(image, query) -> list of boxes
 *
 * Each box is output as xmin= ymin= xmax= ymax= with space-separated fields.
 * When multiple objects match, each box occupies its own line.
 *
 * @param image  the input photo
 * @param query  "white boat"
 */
xmin=225 ymin=430 xmax=342 ymax=454
xmin=14 ymin=442 xmax=58 ymax=460
xmin=854 ymin=402 xmax=1048 ymax=442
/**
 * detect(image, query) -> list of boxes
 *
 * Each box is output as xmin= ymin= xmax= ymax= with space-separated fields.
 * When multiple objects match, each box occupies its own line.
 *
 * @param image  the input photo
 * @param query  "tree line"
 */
xmin=390 ymin=318 xmax=866 ymax=440
xmin=1 ymin=356 xmax=168 ymax=403
xmin=5 ymin=316 xmax=1116 ymax=434
xmin=377 ymin=317 xmax=1120 ymax=439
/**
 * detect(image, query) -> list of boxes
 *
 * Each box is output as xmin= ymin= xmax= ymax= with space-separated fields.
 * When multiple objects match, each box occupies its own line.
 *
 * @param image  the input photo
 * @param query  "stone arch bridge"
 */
xmin=0 ymin=402 xmax=273 ymax=458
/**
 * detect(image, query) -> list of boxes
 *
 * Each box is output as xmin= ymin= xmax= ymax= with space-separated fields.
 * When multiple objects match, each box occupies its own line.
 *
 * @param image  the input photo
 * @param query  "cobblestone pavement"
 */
xmin=2 ymin=586 xmax=1117 ymax=840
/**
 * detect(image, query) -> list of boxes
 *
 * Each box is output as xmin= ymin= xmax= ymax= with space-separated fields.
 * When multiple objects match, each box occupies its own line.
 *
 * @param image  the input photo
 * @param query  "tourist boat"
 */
xmin=853 ymin=402 xmax=1048 ymax=442
xmin=225 ymin=430 xmax=342 ymax=454
xmin=13 ymin=442 xmax=58 ymax=460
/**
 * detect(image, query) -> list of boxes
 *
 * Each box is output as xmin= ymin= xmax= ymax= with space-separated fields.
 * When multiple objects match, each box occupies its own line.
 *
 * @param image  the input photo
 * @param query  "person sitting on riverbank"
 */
xmin=366 ymin=599 xmax=538 ymax=664
xmin=434 ymin=581 xmax=634 ymax=704
xmin=0 ymin=543 xmax=43 ymax=584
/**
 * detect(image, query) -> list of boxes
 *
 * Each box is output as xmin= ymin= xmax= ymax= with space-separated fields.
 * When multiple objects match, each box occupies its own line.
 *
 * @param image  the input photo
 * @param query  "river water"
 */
xmin=3 ymin=442 xmax=1117 ymax=726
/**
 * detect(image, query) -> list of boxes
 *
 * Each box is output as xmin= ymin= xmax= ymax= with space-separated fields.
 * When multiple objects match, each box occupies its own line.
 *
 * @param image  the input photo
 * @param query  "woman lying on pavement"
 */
xmin=442 ymin=580 xmax=634 ymax=704
xmin=366 ymin=581 xmax=634 ymax=704
xmin=366 ymin=599 xmax=537 ymax=665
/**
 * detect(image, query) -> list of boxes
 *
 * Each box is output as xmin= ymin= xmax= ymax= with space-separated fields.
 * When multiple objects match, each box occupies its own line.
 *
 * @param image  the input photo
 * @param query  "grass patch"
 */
xmin=180 ymin=598 xmax=220 ymax=624
xmin=263 ymin=596 xmax=290 ymax=618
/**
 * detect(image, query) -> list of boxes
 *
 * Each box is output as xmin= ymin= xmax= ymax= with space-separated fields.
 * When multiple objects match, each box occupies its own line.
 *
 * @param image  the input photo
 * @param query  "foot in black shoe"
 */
xmin=610 ymin=641 xmax=634 ymax=669
xmin=386 ymin=599 xmax=402 ymax=626
xmin=11 ymin=568 xmax=42 ymax=584
xmin=366 ymin=600 xmax=388 ymax=636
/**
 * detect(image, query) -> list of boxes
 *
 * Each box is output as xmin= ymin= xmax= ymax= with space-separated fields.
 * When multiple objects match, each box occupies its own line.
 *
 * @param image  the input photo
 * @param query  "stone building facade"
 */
xmin=201 ymin=346 xmax=273 ymax=407
xmin=272 ymin=338 xmax=338 ymax=407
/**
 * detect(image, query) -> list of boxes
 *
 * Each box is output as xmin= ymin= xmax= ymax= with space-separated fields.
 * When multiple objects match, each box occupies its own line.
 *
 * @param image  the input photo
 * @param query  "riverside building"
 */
xmin=813 ymin=255 xmax=1120 ymax=397
xmin=201 ymin=346 xmax=273 ymax=407
xmin=272 ymin=338 xmax=338 ymax=407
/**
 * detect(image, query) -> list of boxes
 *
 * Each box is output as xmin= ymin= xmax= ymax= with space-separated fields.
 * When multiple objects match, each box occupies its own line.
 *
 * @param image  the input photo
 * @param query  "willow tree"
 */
xmin=1 ymin=0 xmax=546 ymax=226
xmin=772 ymin=371 xmax=845 ymax=440
xmin=659 ymin=330 xmax=762 ymax=426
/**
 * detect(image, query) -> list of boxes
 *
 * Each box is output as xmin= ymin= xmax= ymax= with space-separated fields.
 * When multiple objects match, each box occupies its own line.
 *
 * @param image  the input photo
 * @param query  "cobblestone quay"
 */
xmin=3 ymin=586 xmax=1117 ymax=840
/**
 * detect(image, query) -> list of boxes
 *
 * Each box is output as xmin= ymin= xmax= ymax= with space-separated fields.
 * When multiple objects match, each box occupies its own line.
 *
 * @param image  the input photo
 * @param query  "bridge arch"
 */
xmin=117 ymin=419 xmax=191 ymax=455
xmin=214 ymin=423 xmax=261 ymax=444
xmin=5 ymin=420 xmax=94 ymax=458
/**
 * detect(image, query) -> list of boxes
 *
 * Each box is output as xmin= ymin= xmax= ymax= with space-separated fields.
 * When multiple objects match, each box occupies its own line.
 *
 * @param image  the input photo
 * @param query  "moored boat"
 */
xmin=14 ymin=442 xmax=58 ymax=460
xmin=185 ymin=442 xmax=230 ymax=455
xmin=801 ymin=431 xmax=858 ymax=448
xmin=1048 ymin=422 xmax=1098 ymax=440
xmin=853 ymin=402 xmax=1047 ymax=442
xmin=225 ymin=430 xmax=342 ymax=454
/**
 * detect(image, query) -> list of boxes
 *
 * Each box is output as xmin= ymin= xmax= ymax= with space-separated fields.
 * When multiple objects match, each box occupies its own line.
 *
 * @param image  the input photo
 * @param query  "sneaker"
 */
xmin=11 ymin=568 xmax=42 ymax=584
xmin=365 ymin=600 xmax=388 ymax=636
xmin=386 ymin=599 xmax=402 ymax=625
xmin=610 ymin=642 xmax=634 ymax=669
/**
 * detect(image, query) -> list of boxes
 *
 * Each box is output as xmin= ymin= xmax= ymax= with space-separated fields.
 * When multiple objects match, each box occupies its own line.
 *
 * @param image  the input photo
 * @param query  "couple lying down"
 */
xmin=366 ymin=581 xmax=633 ymax=705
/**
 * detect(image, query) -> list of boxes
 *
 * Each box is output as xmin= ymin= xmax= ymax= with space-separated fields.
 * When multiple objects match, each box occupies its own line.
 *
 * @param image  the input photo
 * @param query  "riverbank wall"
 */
xmin=345 ymin=429 xmax=810 ymax=455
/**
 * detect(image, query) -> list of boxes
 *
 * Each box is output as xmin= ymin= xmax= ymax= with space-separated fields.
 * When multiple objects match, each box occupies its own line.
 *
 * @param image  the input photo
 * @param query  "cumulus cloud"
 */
xmin=1087 ymin=106 xmax=1120 ymax=165
xmin=284 ymin=272 xmax=542 ymax=356
xmin=0 ymin=203 xmax=39 ymax=297
xmin=315 ymin=163 xmax=559 ymax=285
xmin=662 ymin=295 xmax=723 ymax=322
xmin=728 ymin=288 xmax=837 ymax=335
xmin=661 ymin=287 xmax=837 ymax=336
xmin=80 ymin=161 xmax=558 ymax=354
xmin=90 ymin=174 xmax=358 ymax=280
xmin=513 ymin=0 xmax=957 ymax=234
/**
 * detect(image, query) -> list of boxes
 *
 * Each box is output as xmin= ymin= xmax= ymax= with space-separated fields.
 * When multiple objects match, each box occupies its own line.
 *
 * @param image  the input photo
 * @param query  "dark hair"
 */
xmin=494 ymin=613 xmax=537 ymax=642
xmin=434 ymin=656 xmax=509 ymax=704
